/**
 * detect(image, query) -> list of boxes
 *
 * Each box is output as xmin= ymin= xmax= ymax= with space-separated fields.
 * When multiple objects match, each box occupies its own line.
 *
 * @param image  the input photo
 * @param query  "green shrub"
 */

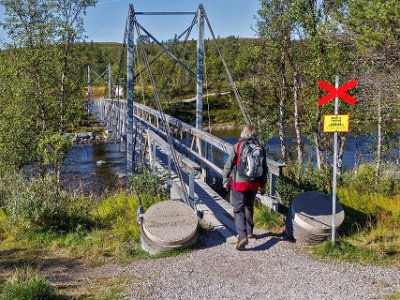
xmin=0 ymin=269 xmax=59 ymax=300
xmin=0 ymin=168 xmax=169 ymax=260
xmin=1 ymin=174 xmax=66 ymax=229
xmin=130 ymin=168 xmax=168 ymax=208
xmin=342 ymin=163 xmax=400 ymax=195
xmin=276 ymin=176 xmax=302 ymax=207
xmin=342 ymin=164 xmax=377 ymax=194
xmin=254 ymin=205 xmax=284 ymax=230
xmin=275 ymin=162 xmax=332 ymax=206
xmin=0 ymin=171 xmax=26 ymax=208
xmin=97 ymin=193 xmax=139 ymax=226
xmin=1 ymin=172 xmax=96 ymax=233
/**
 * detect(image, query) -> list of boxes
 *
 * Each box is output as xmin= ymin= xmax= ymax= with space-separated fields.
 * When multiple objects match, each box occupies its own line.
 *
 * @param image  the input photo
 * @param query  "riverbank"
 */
xmin=1 ymin=159 xmax=399 ymax=299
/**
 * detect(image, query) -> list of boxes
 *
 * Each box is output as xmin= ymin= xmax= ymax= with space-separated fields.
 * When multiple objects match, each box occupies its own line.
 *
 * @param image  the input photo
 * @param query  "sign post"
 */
xmin=331 ymin=75 xmax=339 ymax=244
xmin=318 ymin=76 xmax=357 ymax=244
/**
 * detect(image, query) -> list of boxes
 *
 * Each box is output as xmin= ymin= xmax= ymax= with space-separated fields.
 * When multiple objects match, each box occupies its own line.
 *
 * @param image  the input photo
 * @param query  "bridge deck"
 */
xmin=91 ymin=98 xmax=285 ymax=243
xmin=153 ymin=144 xmax=238 ymax=243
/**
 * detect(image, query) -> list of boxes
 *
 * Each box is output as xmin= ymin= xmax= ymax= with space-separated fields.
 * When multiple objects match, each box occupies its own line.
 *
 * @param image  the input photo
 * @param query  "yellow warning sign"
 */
xmin=323 ymin=114 xmax=350 ymax=132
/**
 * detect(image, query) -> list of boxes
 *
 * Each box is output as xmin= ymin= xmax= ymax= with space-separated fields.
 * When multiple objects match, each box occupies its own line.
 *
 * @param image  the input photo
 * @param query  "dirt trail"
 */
xmin=78 ymin=229 xmax=400 ymax=300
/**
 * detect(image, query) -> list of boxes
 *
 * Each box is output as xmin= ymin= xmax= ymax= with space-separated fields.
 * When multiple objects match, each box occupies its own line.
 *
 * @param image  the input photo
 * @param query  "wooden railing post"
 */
xmin=189 ymin=170 xmax=195 ymax=203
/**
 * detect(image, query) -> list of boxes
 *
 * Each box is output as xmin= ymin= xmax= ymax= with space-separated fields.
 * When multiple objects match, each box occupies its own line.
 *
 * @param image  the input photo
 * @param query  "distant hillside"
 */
xmin=88 ymin=37 xmax=264 ymax=100
xmin=87 ymin=37 xmax=264 ymax=124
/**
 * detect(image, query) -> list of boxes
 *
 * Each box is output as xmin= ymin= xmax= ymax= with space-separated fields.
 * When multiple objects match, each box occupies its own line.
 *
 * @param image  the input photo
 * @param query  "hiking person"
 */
xmin=223 ymin=125 xmax=267 ymax=250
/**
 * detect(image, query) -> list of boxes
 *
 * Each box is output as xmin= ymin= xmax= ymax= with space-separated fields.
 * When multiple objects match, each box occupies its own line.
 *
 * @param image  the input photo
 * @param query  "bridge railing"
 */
xmin=92 ymin=98 xmax=285 ymax=209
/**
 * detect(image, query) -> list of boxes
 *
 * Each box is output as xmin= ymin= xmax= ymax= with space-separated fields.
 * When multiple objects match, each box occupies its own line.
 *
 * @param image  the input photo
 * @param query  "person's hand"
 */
xmin=259 ymin=187 xmax=266 ymax=195
xmin=223 ymin=180 xmax=231 ymax=190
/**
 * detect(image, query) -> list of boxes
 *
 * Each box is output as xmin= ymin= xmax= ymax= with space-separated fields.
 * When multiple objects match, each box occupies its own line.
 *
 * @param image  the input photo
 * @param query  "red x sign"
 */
xmin=318 ymin=79 xmax=357 ymax=106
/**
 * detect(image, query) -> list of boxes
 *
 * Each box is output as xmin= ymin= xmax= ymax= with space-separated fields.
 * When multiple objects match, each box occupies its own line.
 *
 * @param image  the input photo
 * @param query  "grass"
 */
xmin=0 ymin=267 xmax=128 ymax=300
xmin=85 ymin=86 xmax=107 ymax=99
xmin=258 ymin=162 xmax=400 ymax=266
xmin=309 ymin=187 xmax=400 ymax=266
xmin=0 ymin=192 xmax=154 ymax=263
xmin=0 ymin=168 xmax=198 ymax=299
xmin=385 ymin=291 xmax=400 ymax=300
xmin=0 ymin=268 xmax=61 ymax=300
xmin=254 ymin=204 xmax=284 ymax=233
xmin=65 ymin=274 xmax=127 ymax=300
xmin=0 ymin=167 xmax=171 ymax=258
xmin=312 ymin=240 xmax=378 ymax=264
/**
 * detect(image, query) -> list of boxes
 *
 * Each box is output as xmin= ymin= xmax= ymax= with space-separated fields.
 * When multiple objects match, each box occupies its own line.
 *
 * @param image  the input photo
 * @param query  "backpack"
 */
xmin=236 ymin=138 xmax=266 ymax=181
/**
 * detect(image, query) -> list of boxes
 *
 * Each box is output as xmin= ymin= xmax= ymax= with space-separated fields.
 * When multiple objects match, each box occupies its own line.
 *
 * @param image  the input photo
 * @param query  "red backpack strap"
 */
xmin=236 ymin=141 xmax=243 ymax=167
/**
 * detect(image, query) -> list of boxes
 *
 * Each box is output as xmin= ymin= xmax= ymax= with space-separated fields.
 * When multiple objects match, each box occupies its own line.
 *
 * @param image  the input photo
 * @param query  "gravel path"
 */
xmin=92 ymin=229 xmax=400 ymax=300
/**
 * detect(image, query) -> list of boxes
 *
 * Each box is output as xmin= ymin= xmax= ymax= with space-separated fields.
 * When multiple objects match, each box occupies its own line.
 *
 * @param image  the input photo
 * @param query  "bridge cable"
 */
xmin=136 ymin=46 xmax=153 ymax=169
xmin=203 ymin=43 xmax=214 ymax=164
xmin=133 ymin=38 xmax=157 ymax=176
xmin=134 ymin=17 xmax=197 ymax=80
xmin=134 ymin=44 xmax=146 ymax=105
xmin=114 ymin=15 xmax=130 ymax=100
xmin=111 ymin=11 xmax=131 ymax=141
xmin=133 ymin=15 xmax=194 ymax=211
xmin=134 ymin=17 xmax=196 ymax=183
xmin=158 ymin=14 xmax=198 ymax=99
xmin=135 ymin=21 xmax=197 ymax=79
xmin=203 ymin=43 xmax=211 ymax=133
xmin=203 ymin=12 xmax=252 ymax=125
xmin=91 ymin=69 xmax=108 ymax=84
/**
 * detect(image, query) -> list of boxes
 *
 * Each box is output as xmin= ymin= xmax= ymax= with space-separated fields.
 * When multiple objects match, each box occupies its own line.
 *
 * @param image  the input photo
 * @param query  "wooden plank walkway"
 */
xmin=91 ymin=99 xmax=286 ymax=244
xmin=152 ymin=145 xmax=238 ymax=243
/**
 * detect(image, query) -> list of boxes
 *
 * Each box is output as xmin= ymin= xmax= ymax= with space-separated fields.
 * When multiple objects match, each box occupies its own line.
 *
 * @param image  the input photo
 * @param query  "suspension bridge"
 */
xmin=89 ymin=4 xmax=285 ymax=253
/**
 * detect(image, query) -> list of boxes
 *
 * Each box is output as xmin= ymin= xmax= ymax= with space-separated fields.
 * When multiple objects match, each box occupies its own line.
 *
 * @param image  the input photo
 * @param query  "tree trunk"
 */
xmin=313 ymin=133 xmax=323 ymax=168
xmin=278 ymin=50 xmax=287 ymax=162
xmin=293 ymin=70 xmax=303 ymax=163
xmin=55 ymin=162 xmax=62 ymax=183
xmin=60 ymin=40 xmax=72 ymax=133
xmin=35 ymin=70 xmax=46 ymax=131
xmin=337 ymin=133 xmax=348 ymax=174
xmin=60 ymin=71 xmax=65 ymax=133
xmin=34 ymin=63 xmax=46 ymax=176
xmin=313 ymin=106 xmax=324 ymax=169
xmin=376 ymin=97 xmax=382 ymax=176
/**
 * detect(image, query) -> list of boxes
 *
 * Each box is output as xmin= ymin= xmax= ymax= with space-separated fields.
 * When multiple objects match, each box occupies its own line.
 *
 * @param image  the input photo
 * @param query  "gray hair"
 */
xmin=240 ymin=125 xmax=257 ymax=138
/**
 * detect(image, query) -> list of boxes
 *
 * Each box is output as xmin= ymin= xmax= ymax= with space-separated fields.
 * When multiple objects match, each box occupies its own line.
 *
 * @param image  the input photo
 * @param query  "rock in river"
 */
xmin=96 ymin=160 xmax=106 ymax=166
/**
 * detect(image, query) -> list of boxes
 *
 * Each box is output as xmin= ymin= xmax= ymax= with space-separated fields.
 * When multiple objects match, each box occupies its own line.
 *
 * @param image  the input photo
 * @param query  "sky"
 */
xmin=0 ymin=0 xmax=261 ymax=44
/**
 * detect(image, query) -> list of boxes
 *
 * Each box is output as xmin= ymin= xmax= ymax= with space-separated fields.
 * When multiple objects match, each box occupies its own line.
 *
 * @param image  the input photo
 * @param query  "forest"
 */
xmin=1 ymin=1 xmax=399 ymax=174
xmin=86 ymin=0 xmax=400 ymax=176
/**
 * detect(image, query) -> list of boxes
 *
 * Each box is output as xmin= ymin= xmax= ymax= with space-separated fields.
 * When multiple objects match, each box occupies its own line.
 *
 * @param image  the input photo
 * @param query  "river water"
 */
xmin=211 ymin=127 xmax=394 ymax=169
xmin=61 ymin=143 xmax=127 ymax=194
xmin=62 ymin=125 xmax=399 ymax=194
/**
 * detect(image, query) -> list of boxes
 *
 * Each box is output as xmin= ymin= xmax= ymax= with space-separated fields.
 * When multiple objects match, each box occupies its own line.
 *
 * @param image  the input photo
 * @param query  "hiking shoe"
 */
xmin=236 ymin=238 xmax=248 ymax=250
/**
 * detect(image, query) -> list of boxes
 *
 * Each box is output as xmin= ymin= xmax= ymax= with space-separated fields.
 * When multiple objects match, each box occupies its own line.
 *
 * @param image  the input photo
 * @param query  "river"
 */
xmin=61 ymin=124 xmax=399 ymax=194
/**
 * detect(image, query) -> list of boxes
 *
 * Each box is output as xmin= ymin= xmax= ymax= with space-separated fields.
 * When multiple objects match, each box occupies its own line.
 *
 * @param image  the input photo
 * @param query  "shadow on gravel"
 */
xmin=198 ymin=227 xmax=227 ymax=249
xmin=246 ymin=232 xmax=288 ymax=251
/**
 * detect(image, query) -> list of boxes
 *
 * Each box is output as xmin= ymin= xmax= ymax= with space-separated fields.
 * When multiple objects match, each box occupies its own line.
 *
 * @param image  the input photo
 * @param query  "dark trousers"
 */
xmin=231 ymin=189 xmax=257 ymax=239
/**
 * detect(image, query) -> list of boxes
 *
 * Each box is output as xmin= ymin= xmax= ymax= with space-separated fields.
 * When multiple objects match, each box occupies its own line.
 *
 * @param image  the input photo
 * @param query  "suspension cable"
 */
xmin=114 ymin=15 xmax=130 ymax=100
xmin=105 ymin=12 xmax=129 ymax=139
xmin=135 ymin=44 xmax=146 ymax=104
xmin=134 ymin=17 xmax=197 ymax=80
xmin=203 ymin=11 xmax=252 ymax=125
xmin=204 ymin=43 xmax=211 ymax=132
xmin=133 ymin=15 xmax=193 ymax=210
xmin=136 ymin=21 xmax=196 ymax=79
xmin=159 ymin=14 xmax=198 ymax=97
